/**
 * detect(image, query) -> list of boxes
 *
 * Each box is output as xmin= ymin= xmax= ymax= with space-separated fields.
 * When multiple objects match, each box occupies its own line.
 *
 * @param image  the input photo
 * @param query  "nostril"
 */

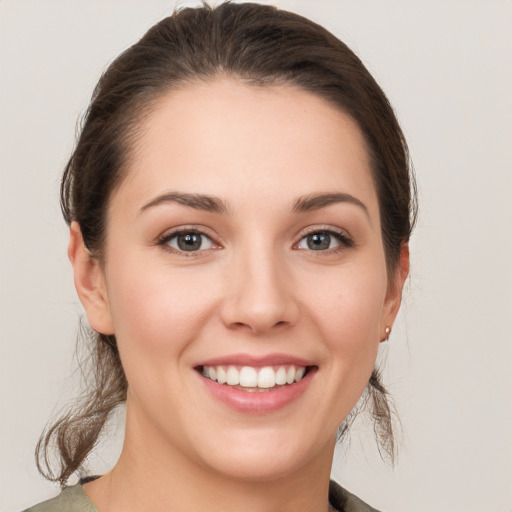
xmin=228 ymin=322 xmax=253 ymax=331
xmin=227 ymin=319 xmax=290 ymax=334
xmin=219 ymin=276 xmax=300 ymax=334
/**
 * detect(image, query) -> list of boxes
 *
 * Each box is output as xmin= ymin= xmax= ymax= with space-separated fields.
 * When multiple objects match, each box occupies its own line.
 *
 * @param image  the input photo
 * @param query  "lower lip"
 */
xmin=199 ymin=368 xmax=316 ymax=414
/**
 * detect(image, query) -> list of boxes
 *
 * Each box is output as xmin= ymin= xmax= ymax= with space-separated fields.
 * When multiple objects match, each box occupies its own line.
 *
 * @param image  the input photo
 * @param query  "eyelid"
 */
xmin=156 ymin=226 xmax=222 ymax=255
xmin=294 ymin=226 xmax=354 ymax=251
xmin=155 ymin=224 xmax=353 ymax=256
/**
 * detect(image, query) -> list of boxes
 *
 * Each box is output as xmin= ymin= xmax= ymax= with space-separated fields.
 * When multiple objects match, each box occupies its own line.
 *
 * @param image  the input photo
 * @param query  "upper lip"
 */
xmin=196 ymin=353 xmax=315 ymax=368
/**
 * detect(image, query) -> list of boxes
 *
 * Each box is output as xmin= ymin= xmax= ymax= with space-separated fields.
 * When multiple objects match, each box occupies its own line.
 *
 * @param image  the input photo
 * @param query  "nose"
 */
xmin=220 ymin=247 xmax=299 ymax=335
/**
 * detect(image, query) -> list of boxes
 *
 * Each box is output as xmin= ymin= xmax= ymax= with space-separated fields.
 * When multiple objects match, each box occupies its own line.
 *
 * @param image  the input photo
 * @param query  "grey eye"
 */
xmin=297 ymin=231 xmax=342 ymax=251
xmin=168 ymin=232 xmax=214 ymax=252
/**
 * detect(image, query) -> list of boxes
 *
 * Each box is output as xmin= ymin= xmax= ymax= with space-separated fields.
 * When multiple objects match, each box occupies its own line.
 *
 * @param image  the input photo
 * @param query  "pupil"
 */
xmin=178 ymin=233 xmax=201 ymax=251
xmin=308 ymin=232 xmax=330 ymax=250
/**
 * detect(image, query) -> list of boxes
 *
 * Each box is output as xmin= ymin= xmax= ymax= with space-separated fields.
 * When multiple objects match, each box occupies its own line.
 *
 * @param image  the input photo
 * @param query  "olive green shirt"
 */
xmin=23 ymin=480 xmax=380 ymax=512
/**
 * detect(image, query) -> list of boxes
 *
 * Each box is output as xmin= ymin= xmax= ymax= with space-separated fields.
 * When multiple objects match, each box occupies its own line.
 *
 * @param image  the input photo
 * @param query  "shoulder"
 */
xmin=23 ymin=480 xmax=376 ymax=512
xmin=329 ymin=480 xmax=381 ymax=512
xmin=22 ymin=484 xmax=98 ymax=512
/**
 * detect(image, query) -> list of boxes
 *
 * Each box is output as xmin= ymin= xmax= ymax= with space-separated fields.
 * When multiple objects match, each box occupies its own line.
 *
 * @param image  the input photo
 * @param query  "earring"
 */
xmin=381 ymin=326 xmax=391 ymax=342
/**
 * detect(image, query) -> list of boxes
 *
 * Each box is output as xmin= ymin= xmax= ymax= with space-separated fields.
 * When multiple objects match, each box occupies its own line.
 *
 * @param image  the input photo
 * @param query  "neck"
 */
xmin=83 ymin=405 xmax=336 ymax=512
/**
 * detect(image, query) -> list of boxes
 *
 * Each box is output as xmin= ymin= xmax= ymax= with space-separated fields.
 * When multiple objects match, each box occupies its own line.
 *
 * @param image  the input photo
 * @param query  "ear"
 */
xmin=381 ymin=243 xmax=409 ymax=340
xmin=68 ymin=222 xmax=114 ymax=335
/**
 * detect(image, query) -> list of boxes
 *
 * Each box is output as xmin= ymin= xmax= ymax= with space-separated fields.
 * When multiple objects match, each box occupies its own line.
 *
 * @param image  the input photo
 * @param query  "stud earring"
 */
xmin=381 ymin=326 xmax=391 ymax=342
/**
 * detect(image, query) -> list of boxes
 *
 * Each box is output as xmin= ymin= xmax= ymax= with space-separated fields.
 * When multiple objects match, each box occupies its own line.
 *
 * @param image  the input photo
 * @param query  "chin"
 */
xmin=191 ymin=425 xmax=332 ymax=483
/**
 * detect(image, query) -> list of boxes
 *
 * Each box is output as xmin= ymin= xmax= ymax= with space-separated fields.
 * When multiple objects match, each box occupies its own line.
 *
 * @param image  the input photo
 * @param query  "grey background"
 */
xmin=1 ymin=1 xmax=511 ymax=510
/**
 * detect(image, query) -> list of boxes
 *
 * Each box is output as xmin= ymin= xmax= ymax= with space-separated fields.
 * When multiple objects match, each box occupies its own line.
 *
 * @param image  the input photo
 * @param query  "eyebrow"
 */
xmin=140 ymin=192 xmax=229 ymax=214
xmin=292 ymin=192 xmax=369 ymax=217
xmin=140 ymin=191 xmax=368 ymax=217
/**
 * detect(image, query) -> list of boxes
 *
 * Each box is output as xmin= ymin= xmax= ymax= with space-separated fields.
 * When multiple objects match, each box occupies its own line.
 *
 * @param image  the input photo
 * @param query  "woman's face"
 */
xmin=76 ymin=79 xmax=405 ymax=481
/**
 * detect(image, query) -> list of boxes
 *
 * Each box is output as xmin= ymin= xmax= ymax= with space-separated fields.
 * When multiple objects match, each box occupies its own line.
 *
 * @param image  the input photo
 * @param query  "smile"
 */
xmin=201 ymin=365 xmax=307 ymax=391
xmin=196 ymin=358 xmax=316 ymax=413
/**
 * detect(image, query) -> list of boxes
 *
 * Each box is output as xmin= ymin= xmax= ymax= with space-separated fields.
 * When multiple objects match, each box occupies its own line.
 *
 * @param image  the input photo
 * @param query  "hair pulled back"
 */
xmin=37 ymin=1 xmax=416 ymax=484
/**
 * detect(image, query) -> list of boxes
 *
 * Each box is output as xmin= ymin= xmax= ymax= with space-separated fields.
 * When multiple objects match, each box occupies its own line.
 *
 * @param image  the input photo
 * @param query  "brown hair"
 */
xmin=37 ymin=1 xmax=416 ymax=484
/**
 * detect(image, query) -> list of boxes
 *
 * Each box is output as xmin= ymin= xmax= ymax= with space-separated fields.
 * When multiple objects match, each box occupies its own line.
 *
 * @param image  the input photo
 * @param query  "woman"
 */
xmin=26 ymin=2 xmax=415 ymax=511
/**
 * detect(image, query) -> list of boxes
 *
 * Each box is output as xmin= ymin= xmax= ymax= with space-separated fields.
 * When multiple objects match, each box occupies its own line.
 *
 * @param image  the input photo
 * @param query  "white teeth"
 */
xmin=216 ymin=366 xmax=227 ymax=384
xmin=202 ymin=364 xmax=308 ymax=389
xmin=257 ymin=366 xmax=275 ymax=388
xmin=226 ymin=366 xmax=240 ymax=385
xmin=239 ymin=366 xmax=258 ymax=387
xmin=275 ymin=366 xmax=287 ymax=385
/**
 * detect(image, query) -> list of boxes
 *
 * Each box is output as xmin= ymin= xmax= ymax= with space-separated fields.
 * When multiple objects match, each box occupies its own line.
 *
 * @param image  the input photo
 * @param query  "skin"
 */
xmin=69 ymin=79 xmax=408 ymax=512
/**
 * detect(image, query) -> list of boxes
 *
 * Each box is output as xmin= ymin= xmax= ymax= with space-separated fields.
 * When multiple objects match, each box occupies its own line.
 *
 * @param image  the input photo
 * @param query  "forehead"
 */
xmin=114 ymin=78 xmax=378 ymax=218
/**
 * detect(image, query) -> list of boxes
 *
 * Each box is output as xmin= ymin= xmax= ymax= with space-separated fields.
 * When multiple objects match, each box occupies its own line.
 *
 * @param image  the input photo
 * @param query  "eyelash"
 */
xmin=157 ymin=229 xmax=218 ymax=257
xmin=156 ymin=227 xmax=354 ymax=256
xmin=295 ymin=227 xmax=354 ymax=253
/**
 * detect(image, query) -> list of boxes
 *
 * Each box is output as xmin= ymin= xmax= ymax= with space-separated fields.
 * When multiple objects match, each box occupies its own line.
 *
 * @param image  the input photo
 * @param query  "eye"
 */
xmin=296 ymin=230 xmax=352 ymax=251
xmin=159 ymin=230 xmax=215 ymax=253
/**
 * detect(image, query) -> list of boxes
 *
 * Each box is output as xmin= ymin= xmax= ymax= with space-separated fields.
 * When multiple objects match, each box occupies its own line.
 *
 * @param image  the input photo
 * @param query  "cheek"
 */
xmin=306 ymin=264 xmax=387 ymax=363
xmin=316 ymin=267 xmax=386 ymax=329
xmin=105 ymin=255 xmax=218 ymax=357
